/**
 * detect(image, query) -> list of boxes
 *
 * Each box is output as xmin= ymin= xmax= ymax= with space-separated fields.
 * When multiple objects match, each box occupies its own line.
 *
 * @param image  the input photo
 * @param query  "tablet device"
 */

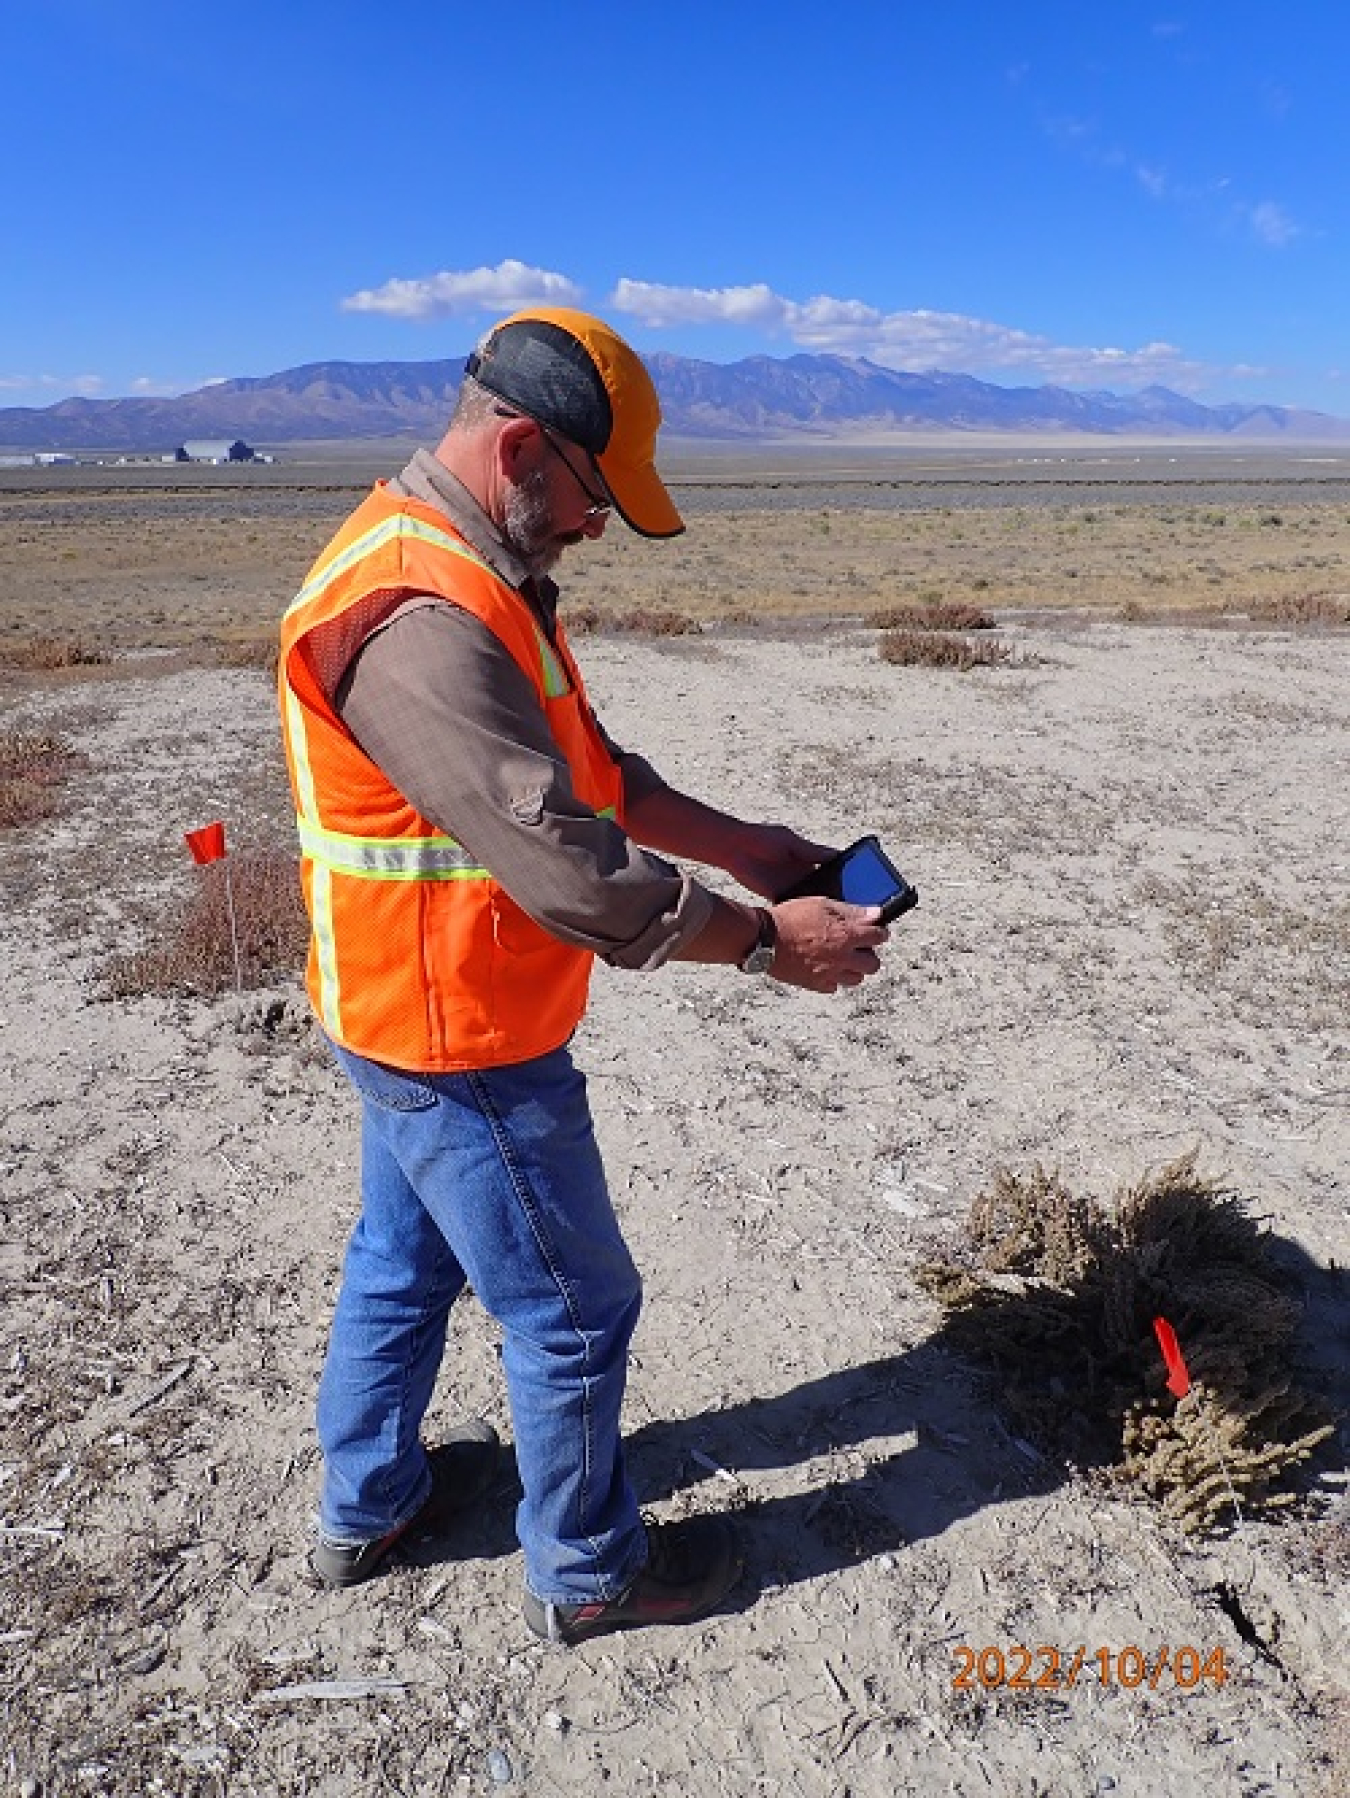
xmin=775 ymin=835 xmax=918 ymax=923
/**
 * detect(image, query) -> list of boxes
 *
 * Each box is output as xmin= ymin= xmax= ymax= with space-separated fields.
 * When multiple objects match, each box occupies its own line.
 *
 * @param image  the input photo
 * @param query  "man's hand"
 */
xmin=721 ymin=823 xmax=838 ymax=900
xmin=770 ymin=897 xmax=888 ymax=993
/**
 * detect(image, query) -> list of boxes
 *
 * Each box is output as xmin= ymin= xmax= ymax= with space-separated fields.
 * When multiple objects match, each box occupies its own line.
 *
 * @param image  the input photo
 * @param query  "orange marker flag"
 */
xmin=1153 ymin=1316 xmax=1192 ymax=1398
xmin=184 ymin=821 xmax=241 ymax=989
xmin=185 ymin=821 xmax=227 ymax=865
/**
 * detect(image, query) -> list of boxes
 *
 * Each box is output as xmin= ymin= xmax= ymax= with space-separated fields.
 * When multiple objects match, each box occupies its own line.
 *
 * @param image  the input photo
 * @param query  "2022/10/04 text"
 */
xmin=952 ymin=1645 xmax=1230 ymax=1692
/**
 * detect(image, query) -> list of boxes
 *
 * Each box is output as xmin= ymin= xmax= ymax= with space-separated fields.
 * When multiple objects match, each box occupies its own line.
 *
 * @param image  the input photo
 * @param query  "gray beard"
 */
xmin=502 ymin=468 xmax=561 ymax=579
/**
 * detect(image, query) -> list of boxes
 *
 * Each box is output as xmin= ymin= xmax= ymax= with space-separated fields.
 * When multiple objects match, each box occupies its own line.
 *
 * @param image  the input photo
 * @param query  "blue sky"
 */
xmin=4 ymin=2 xmax=1348 ymax=413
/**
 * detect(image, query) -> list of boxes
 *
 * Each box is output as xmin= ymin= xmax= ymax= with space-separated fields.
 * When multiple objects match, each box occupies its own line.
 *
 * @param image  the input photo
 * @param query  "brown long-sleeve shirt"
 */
xmin=332 ymin=449 xmax=715 ymax=969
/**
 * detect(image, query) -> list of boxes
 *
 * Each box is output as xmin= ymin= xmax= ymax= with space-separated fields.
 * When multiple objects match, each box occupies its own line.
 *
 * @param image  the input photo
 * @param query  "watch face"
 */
xmin=741 ymin=943 xmax=775 ymax=975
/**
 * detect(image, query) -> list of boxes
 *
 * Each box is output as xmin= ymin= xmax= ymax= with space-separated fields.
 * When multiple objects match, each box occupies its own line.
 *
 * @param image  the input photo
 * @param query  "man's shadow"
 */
xmin=623 ymin=1338 xmax=1061 ymax=1595
xmin=416 ymin=1333 xmax=1060 ymax=1589
xmin=418 ymin=1230 xmax=1347 ymax=1600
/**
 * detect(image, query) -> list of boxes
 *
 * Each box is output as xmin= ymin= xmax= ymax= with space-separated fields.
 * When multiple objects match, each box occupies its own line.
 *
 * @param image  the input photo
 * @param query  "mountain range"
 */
xmin=3 ymin=352 xmax=1348 ymax=450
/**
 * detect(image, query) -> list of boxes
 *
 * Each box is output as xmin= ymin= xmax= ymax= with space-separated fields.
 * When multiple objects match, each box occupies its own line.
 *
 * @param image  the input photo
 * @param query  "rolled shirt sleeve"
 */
xmin=334 ymin=602 xmax=715 ymax=969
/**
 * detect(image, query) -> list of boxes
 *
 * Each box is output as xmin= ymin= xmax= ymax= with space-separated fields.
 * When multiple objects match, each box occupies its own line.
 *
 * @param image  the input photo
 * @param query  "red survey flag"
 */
xmin=185 ymin=821 xmax=227 ymax=865
xmin=1153 ymin=1315 xmax=1192 ymax=1398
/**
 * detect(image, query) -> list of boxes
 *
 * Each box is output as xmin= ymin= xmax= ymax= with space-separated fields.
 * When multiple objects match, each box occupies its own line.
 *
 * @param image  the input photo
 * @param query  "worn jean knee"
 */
xmin=316 ymin=1040 xmax=645 ymax=1598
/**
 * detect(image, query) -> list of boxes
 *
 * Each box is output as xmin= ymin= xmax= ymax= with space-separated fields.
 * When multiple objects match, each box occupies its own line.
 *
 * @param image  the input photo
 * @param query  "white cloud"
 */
xmin=610 ymin=281 xmax=793 ymax=330
xmin=1246 ymin=200 xmax=1301 ymax=247
xmin=610 ymin=278 xmax=1235 ymax=391
xmin=341 ymin=259 xmax=583 ymax=320
xmin=1036 ymin=100 xmax=1300 ymax=254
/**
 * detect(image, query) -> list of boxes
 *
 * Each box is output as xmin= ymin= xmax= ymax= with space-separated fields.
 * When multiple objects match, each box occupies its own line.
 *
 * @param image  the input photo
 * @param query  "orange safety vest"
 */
xmin=278 ymin=483 xmax=625 ymax=1072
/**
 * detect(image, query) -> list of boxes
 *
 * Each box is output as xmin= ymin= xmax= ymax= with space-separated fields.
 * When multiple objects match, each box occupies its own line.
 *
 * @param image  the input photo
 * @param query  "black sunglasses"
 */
xmin=494 ymin=405 xmax=611 ymax=519
xmin=536 ymin=425 xmax=612 ymax=520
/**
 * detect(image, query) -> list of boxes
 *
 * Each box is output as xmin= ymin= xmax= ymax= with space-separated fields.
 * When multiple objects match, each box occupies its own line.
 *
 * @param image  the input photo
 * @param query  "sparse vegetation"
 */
xmin=610 ymin=607 xmax=697 ymax=636
xmin=0 ymin=483 xmax=1344 ymax=1792
xmin=0 ymin=728 xmax=83 ymax=826
xmin=1138 ymin=871 xmax=1350 ymax=1027
xmin=0 ymin=635 xmax=110 ymax=669
xmin=564 ymin=604 xmax=697 ymax=636
xmin=918 ymin=1156 xmax=1336 ymax=1531
xmin=865 ymin=602 xmax=996 ymax=632
xmin=6 ymin=480 xmax=1350 ymax=639
xmin=1247 ymin=591 xmax=1350 ymax=625
xmin=208 ymin=632 xmax=280 ymax=671
xmin=879 ymin=628 xmax=1017 ymax=669
xmin=102 ymin=850 xmax=309 ymax=997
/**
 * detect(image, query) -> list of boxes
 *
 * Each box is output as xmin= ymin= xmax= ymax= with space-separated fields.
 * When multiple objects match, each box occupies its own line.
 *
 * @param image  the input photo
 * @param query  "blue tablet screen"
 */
xmin=838 ymin=843 xmax=909 ymax=906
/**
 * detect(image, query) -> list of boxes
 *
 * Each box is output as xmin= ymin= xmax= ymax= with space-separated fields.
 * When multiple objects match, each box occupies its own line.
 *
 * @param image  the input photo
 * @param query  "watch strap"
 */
xmin=737 ymin=906 xmax=778 ymax=974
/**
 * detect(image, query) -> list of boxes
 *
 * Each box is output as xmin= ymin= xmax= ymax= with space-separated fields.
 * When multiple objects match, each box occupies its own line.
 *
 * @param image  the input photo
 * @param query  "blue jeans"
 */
xmin=316 ymin=1040 xmax=647 ymax=1604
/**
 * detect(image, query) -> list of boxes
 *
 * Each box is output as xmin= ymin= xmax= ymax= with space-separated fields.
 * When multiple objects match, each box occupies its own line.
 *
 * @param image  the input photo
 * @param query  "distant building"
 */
xmin=176 ymin=439 xmax=256 ymax=464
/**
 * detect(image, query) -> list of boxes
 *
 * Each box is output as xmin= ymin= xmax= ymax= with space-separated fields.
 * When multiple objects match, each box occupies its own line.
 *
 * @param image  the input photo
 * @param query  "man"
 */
xmin=278 ymin=307 xmax=887 ymax=1645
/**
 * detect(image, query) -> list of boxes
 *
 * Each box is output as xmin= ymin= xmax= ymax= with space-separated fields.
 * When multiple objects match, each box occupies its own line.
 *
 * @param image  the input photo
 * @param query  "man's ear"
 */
xmin=495 ymin=414 xmax=538 ymax=480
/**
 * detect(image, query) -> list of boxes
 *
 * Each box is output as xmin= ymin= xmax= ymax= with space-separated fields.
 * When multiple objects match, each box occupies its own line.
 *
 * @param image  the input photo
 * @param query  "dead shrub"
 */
xmin=917 ymin=1154 xmax=1336 ymax=1532
xmin=0 ymin=729 xmax=83 ymax=827
xmin=0 ymin=636 xmax=110 ymax=670
xmin=879 ymin=629 xmax=1015 ymax=670
xmin=1117 ymin=602 xmax=1230 ymax=627
xmin=102 ymin=849 xmax=310 ymax=998
xmin=1118 ymin=598 xmax=1152 ymax=623
xmin=209 ymin=633 xmax=279 ymax=672
xmin=1247 ymin=592 xmax=1350 ymax=626
xmin=867 ymin=602 xmax=995 ymax=632
xmin=608 ymin=607 xmax=697 ymax=636
xmin=562 ymin=605 xmax=695 ymax=637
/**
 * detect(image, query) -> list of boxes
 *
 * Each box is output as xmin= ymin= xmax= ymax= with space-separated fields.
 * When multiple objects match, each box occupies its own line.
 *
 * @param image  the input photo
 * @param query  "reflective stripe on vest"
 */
xmin=297 ymin=808 xmax=616 ymax=883
xmin=283 ymin=513 xmax=490 ymax=620
xmin=280 ymin=487 xmax=622 ymax=1066
xmin=284 ymin=509 xmax=570 ymax=700
xmin=297 ymin=817 xmax=487 ymax=882
xmin=538 ymin=633 xmax=569 ymax=698
xmin=283 ymin=683 xmax=343 ymax=1029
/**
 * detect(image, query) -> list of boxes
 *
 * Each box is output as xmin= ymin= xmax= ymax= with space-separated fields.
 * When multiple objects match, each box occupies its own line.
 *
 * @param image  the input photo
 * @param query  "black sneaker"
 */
xmin=522 ymin=1515 xmax=741 ymax=1645
xmin=312 ymin=1419 xmax=500 ymax=1589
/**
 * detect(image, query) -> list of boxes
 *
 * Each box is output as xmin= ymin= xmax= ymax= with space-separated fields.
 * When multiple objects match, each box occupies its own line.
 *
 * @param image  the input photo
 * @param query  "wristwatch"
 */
xmin=737 ymin=906 xmax=778 ymax=975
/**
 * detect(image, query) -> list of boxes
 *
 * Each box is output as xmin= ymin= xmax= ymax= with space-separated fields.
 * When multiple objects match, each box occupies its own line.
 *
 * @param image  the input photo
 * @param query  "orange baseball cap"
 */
xmin=465 ymin=306 xmax=684 ymax=539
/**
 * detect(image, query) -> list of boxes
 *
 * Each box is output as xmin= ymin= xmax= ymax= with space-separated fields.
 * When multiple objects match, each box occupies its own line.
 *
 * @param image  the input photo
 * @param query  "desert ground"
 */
xmin=1 ymin=448 xmax=1347 ymax=1796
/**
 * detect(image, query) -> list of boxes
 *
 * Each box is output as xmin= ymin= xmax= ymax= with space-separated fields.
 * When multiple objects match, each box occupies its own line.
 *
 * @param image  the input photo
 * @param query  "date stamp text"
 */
xmin=952 ymin=1645 xmax=1230 ymax=1692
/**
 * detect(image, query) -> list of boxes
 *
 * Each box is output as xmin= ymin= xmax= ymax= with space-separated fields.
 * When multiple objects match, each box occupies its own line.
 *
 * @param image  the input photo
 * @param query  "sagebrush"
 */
xmin=866 ymin=602 xmax=995 ymax=632
xmin=0 ymin=636 xmax=110 ymax=670
xmin=917 ymin=1155 xmax=1336 ymax=1531
xmin=879 ymin=628 xmax=1016 ymax=670
xmin=1247 ymin=592 xmax=1350 ymax=625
